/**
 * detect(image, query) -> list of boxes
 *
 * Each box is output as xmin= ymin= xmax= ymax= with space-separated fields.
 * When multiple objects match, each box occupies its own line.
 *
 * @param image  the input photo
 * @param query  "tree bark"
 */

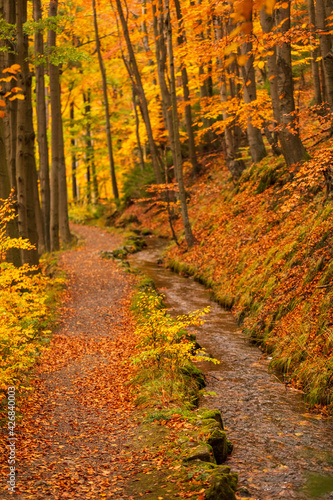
xmin=260 ymin=4 xmax=307 ymax=166
xmin=308 ymin=0 xmax=322 ymax=106
xmin=70 ymin=101 xmax=78 ymax=201
xmin=33 ymin=0 xmax=51 ymax=252
xmin=48 ymin=0 xmax=71 ymax=250
xmin=132 ymin=89 xmax=145 ymax=171
xmin=113 ymin=0 xmax=163 ymax=184
xmin=0 ymin=118 xmax=21 ymax=266
xmin=3 ymin=0 xmax=17 ymax=192
xmin=165 ymin=0 xmax=194 ymax=247
xmin=16 ymin=0 xmax=39 ymax=265
xmin=92 ymin=0 xmax=119 ymax=200
xmin=83 ymin=90 xmax=99 ymax=204
xmin=275 ymin=1 xmax=307 ymax=165
xmin=215 ymin=15 xmax=245 ymax=179
xmin=239 ymin=12 xmax=267 ymax=163
xmin=152 ymin=0 xmax=176 ymax=158
xmin=315 ymin=0 xmax=333 ymax=111
xmin=173 ymin=0 xmax=199 ymax=175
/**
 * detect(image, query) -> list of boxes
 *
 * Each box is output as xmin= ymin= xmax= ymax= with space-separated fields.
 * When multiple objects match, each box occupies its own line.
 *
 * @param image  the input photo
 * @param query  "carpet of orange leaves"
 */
xmin=127 ymin=138 xmax=333 ymax=411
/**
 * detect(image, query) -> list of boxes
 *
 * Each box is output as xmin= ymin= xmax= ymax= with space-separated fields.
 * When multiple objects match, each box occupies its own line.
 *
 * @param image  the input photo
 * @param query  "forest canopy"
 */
xmin=0 ymin=0 xmax=332 ymax=255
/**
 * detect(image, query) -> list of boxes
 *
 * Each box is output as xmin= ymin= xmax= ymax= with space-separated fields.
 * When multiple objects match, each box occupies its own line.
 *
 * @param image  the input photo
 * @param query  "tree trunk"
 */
xmin=70 ymin=101 xmax=78 ymax=201
xmin=316 ymin=0 xmax=333 ymax=110
xmin=0 ymin=119 xmax=10 ymax=200
xmin=132 ymin=88 xmax=145 ymax=171
xmin=33 ymin=0 xmax=50 ymax=252
xmin=173 ymin=0 xmax=199 ymax=176
xmin=308 ymin=0 xmax=322 ymax=105
xmin=215 ymin=15 xmax=245 ymax=179
xmin=260 ymin=9 xmax=281 ymax=124
xmin=152 ymin=0 xmax=176 ymax=159
xmin=239 ymin=13 xmax=267 ymax=163
xmin=0 ymin=118 xmax=22 ymax=266
xmin=113 ymin=0 xmax=163 ymax=184
xmin=92 ymin=0 xmax=119 ymax=200
xmin=83 ymin=91 xmax=99 ymax=203
xmin=48 ymin=0 xmax=71 ymax=250
xmin=275 ymin=1 xmax=307 ymax=165
xmin=260 ymin=4 xmax=307 ymax=166
xmin=165 ymin=0 xmax=194 ymax=247
xmin=16 ymin=0 xmax=39 ymax=265
xmin=3 ymin=0 xmax=17 ymax=192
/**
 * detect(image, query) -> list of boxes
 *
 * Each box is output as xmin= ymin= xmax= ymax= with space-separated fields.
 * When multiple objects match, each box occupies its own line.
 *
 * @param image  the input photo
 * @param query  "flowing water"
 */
xmin=129 ymin=238 xmax=333 ymax=500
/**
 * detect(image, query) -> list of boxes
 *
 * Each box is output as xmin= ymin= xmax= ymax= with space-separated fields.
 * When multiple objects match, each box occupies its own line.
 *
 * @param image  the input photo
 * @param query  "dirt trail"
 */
xmin=0 ymin=224 xmax=143 ymax=499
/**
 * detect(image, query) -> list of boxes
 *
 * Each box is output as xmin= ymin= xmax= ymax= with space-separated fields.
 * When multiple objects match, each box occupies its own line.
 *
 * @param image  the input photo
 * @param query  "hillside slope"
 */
xmin=124 ymin=143 xmax=333 ymax=412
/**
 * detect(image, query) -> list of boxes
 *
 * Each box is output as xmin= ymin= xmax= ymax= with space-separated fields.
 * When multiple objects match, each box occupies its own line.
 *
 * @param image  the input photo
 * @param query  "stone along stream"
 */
xmin=129 ymin=238 xmax=333 ymax=500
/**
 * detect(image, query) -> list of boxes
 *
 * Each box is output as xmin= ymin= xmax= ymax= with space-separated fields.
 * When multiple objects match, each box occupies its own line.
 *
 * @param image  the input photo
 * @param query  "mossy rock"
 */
xmin=180 ymin=363 xmax=206 ymax=389
xmin=116 ymin=213 xmax=140 ymax=227
xmin=111 ymin=248 xmax=129 ymax=260
xmin=141 ymin=228 xmax=153 ymax=236
xmin=200 ymin=418 xmax=223 ymax=431
xmin=124 ymin=238 xmax=147 ymax=252
xmin=117 ymin=260 xmax=131 ymax=271
xmin=100 ymin=249 xmax=128 ymax=260
xmin=137 ymin=277 xmax=156 ymax=292
xmin=227 ymin=439 xmax=233 ymax=455
xmin=200 ymin=409 xmax=224 ymax=429
xmin=205 ymin=468 xmax=238 ymax=500
xmin=183 ymin=444 xmax=215 ymax=464
xmin=205 ymin=428 xmax=228 ymax=464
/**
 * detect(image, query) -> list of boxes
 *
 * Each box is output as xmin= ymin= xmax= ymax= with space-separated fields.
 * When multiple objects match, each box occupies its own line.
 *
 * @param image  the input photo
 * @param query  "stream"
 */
xmin=129 ymin=237 xmax=333 ymax=500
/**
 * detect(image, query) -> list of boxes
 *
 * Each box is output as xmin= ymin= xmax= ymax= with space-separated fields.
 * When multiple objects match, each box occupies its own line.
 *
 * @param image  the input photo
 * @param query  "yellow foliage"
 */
xmin=0 ymin=194 xmax=51 ymax=398
xmin=133 ymin=291 xmax=213 ymax=371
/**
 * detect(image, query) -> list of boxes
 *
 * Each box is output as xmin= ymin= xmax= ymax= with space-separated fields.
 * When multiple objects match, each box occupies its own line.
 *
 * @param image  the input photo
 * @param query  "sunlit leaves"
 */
xmin=133 ymin=291 xmax=213 ymax=371
xmin=0 ymin=193 xmax=50 ymax=396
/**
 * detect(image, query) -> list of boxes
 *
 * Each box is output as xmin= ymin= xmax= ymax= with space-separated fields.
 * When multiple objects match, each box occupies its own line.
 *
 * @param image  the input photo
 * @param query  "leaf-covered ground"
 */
xmin=123 ymin=141 xmax=333 ymax=412
xmin=0 ymin=225 xmax=155 ymax=499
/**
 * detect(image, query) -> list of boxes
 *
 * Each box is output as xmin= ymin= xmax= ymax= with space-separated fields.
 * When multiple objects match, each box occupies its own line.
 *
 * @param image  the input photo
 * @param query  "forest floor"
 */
xmin=0 ymin=224 xmax=162 ymax=500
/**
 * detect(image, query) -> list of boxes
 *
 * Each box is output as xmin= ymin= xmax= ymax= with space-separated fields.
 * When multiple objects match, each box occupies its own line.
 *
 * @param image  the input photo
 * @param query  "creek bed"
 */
xmin=129 ymin=238 xmax=333 ymax=500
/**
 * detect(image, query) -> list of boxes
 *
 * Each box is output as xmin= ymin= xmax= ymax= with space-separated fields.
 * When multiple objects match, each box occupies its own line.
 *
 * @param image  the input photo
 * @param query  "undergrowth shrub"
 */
xmin=0 ymin=194 xmax=63 ymax=403
xmin=131 ymin=286 xmax=215 ymax=408
xmin=68 ymin=203 xmax=106 ymax=225
xmin=122 ymin=162 xmax=156 ymax=204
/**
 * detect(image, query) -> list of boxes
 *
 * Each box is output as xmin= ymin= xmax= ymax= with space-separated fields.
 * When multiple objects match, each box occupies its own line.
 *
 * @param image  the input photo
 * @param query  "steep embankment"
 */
xmin=124 ymin=148 xmax=333 ymax=412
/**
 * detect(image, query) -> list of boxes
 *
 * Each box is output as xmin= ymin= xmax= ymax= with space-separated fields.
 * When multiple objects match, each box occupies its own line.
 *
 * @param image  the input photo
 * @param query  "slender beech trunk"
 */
xmin=0 ymin=119 xmax=10 ymax=200
xmin=16 ymin=0 xmax=39 ymax=265
xmin=165 ymin=0 xmax=194 ymax=247
xmin=239 ymin=12 xmax=267 ymax=163
xmin=275 ymin=1 xmax=307 ymax=165
xmin=0 ymin=118 xmax=21 ymax=266
xmin=173 ymin=0 xmax=199 ymax=175
xmin=316 ymin=0 xmax=333 ymax=111
xmin=83 ymin=91 xmax=99 ymax=203
xmin=260 ymin=4 xmax=307 ymax=166
xmin=113 ymin=0 xmax=163 ymax=184
xmin=0 ymin=1 xmax=21 ymax=266
xmin=34 ymin=0 xmax=50 ymax=252
xmin=132 ymin=89 xmax=145 ymax=171
xmin=152 ymin=0 xmax=176 ymax=159
xmin=48 ymin=0 xmax=71 ymax=250
xmin=3 ymin=0 xmax=17 ymax=192
xmin=215 ymin=15 xmax=245 ymax=179
xmin=92 ymin=0 xmax=119 ymax=200
xmin=70 ymin=101 xmax=78 ymax=201
xmin=308 ymin=0 xmax=322 ymax=105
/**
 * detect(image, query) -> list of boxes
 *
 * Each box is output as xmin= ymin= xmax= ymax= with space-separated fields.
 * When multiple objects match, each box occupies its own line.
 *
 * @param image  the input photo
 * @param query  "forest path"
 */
xmin=1 ymin=224 xmax=144 ymax=500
